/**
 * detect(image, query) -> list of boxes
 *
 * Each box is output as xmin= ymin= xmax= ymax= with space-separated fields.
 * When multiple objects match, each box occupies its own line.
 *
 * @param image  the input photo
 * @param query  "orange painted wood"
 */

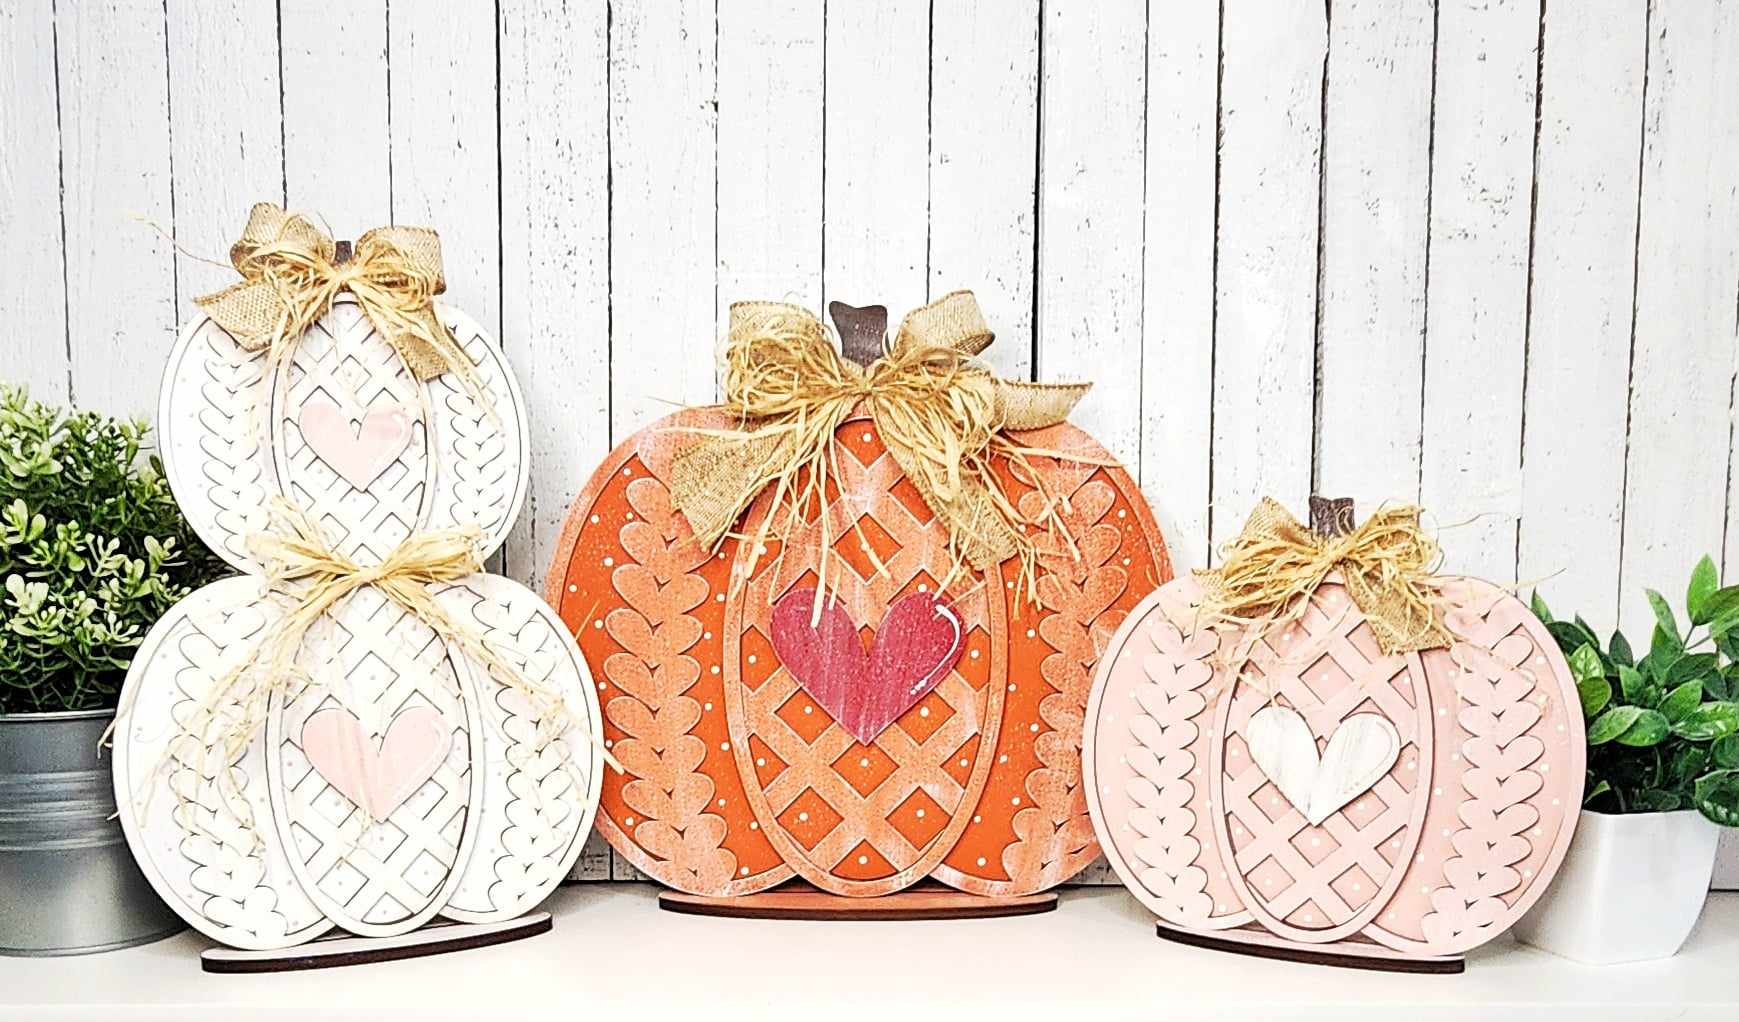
xmin=548 ymin=406 xmax=1171 ymax=897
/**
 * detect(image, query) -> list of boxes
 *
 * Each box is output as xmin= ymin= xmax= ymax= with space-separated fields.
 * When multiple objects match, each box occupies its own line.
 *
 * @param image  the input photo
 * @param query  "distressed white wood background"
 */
xmin=4 ymin=0 xmax=1738 ymax=883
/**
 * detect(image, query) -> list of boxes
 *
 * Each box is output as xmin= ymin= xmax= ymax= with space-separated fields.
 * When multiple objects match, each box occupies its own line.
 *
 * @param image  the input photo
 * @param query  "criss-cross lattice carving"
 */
xmin=1217 ymin=585 xmax=1424 ymax=934
xmin=730 ymin=424 xmax=999 ymax=893
xmin=275 ymin=305 xmax=431 ymax=566
xmin=274 ymin=587 xmax=473 ymax=930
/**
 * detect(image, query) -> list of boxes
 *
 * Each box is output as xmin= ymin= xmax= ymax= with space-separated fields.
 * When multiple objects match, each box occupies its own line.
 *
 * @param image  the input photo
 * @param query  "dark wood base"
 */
xmin=200 ymin=912 xmax=552 ymax=973
xmin=1154 ymin=921 xmax=1465 ymax=974
xmin=658 ymin=880 xmax=1057 ymax=921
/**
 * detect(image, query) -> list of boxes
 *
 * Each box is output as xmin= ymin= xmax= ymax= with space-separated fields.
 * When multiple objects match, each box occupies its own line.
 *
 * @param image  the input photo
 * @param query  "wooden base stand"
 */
xmin=658 ymin=880 xmax=1057 ymax=921
xmin=1154 ymin=922 xmax=1465 ymax=974
xmin=200 ymin=911 xmax=552 ymax=973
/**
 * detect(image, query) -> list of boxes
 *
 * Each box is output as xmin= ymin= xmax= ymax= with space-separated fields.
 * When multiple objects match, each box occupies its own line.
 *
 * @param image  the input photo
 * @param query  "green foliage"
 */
xmin=0 ymin=384 xmax=226 ymax=713
xmin=1540 ymin=555 xmax=1739 ymax=827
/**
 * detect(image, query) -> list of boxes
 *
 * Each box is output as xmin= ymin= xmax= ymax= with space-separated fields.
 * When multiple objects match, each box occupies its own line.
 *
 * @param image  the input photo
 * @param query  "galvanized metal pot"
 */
xmin=0 ymin=709 xmax=183 ymax=955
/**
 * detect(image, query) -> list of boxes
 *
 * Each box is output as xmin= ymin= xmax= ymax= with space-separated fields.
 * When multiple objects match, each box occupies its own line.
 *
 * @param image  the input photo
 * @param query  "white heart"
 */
xmin=1245 ymin=706 xmax=1400 ymax=826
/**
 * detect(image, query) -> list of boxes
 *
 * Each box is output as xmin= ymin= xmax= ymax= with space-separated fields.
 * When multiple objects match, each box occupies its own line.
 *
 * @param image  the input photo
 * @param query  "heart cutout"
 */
xmin=1244 ymin=706 xmax=1400 ymax=826
xmin=301 ymin=706 xmax=450 ymax=820
xmin=298 ymin=395 xmax=414 ymax=490
xmin=768 ymin=588 xmax=965 ymax=745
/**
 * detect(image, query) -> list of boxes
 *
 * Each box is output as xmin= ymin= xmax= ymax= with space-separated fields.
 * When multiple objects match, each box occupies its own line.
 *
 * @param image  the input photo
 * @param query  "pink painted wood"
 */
xmin=768 ymin=587 xmax=966 ymax=745
xmin=300 ymin=706 xmax=452 ymax=820
xmin=1082 ymin=573 xmax=1584 ymax=962
xmin=296 ymin=394 xmax=415 ymax=491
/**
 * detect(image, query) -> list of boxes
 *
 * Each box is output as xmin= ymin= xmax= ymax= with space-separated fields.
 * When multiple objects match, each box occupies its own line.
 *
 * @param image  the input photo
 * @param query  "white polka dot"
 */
xmin=589 ymin=514 xmax=600 ymax=524
xmin=858 ymin=855 xmax=869 ymax=865
xmin=918 ymin=583 xmax=928 ymax=593
xmin=970 ymin=649 xmax=981 ymax=659
xmin=999 ymin=754 xmax=1008 ymax=763
xmin=973 ymin=815 xmax=982 ymax=823
xmin=755 ymin=756 xmax=767 ymax=767
xmin=625 ymin=817 xmax=635 ymax=826
xmin=977 ymin=857 xmax=987 ymax=867
xmin=798 ymin=812 xmax=809 ymax=822
xmin=804 ymin=705 xmax=813 ymax=714
xmin=704 ymin=701 xmax=714 ymax=711
xmin=920 ymin=707 xmax=930 ymax=718
xmin=959 ymin=758 xmax=969 ymax=767
xmin=741 ymin=867 xmax=750 ymax=875
xmin=568 ymin=583 xmax=579 ymax=593
xmin=721 ymin=742 xmax=730 ymax=751
xmin=748 ymin=654 xmax=758 ymax=665
xmin=1009 ymin=683 xmax=1017 ymax=692
xmin=1026 ymin=629 xmax=1037 ymax=638
xmin=711 ymin=665 xmax=720 ymax=674
xmin=916 ymin=808 xmax=926 ymax=818
xmin=1012 ymin=797 xmax=1021 ymax=806
xmin=1029 ymin=723 xmax=1040 ymax=733
xmin=602 ymin=556 xmax=614 ymax=567
xmin=717 ymin=799 xmax=726 ymax=807
xmin=749 ymin=821 xmax=759 ymax=830
xmin=592 ymin=619 xmax=603 ymax=629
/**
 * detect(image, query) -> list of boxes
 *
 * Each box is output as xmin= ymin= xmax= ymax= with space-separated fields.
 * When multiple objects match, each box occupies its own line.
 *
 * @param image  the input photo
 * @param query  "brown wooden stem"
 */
xmin=1309 ymin=496 xmax=1355 ymax=538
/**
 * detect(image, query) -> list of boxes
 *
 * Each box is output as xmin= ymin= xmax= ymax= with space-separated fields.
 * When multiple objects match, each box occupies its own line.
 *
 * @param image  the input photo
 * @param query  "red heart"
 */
xmin=769 ymin=588 xmax=965 ymax=745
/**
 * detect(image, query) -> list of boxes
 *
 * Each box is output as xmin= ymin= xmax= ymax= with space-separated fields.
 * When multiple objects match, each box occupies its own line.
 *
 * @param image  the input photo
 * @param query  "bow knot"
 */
xmin=196 ymin=203 xmax=488 ymax=408
xmin=1198 ymin=497 xmax=1449 ymax=656
xmin=668 ymin=291 xmax=1092 ymax=594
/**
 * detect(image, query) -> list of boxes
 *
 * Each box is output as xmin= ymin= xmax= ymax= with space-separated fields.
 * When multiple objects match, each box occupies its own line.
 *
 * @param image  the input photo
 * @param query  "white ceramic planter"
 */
xmin=1514 ymin=809 xmax=1721 ymax=964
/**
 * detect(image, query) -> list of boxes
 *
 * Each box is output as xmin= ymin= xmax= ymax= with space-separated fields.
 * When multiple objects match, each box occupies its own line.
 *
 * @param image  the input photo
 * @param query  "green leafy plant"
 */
xmin=0 ymin=383 xmax=227 ymax=714
xmin=1536 ymin=555 xmax=1739 ymax=826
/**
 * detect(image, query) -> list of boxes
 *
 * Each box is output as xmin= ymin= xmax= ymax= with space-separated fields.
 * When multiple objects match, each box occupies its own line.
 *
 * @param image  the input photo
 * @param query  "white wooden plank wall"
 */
xmin=5 ymin=0 xmax=1737 ymax=884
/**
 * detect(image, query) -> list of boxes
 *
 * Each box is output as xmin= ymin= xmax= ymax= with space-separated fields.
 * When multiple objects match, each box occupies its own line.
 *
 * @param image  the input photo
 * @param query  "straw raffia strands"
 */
xmin=142 ymin=500 xmax=616 ymax=847
xmin=666 ymin=290 xmax=1098 ymax=610
xmin=194 ymin=202 xmax=492 ymax=414
xmin=1196 ymin=498 xmax=1450 ymax=695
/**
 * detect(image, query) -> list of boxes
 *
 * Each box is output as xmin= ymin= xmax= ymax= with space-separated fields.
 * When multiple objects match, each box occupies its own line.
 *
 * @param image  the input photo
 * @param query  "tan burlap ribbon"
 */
xmin=667 ymin=291 xmax=1091 ymax=594
xmin=1198 ymin=498 xmax=1449 ymax=657
xmin=195 ymin=202 xmax=488 ymax=407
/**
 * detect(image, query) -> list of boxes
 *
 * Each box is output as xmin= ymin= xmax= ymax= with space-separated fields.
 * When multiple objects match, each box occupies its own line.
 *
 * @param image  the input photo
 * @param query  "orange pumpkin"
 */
xmin=548 ymin=347 xmax=1169 ymax=899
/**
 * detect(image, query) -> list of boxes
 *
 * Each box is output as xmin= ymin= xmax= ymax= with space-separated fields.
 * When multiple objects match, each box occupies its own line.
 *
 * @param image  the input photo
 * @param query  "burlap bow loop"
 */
xmin=668 ymin=290 xmax=1091 ymax=591
xmin=195 ymin=202 xmax=489 ymax=408
xmin=1198 ymin=497 xmax=1449 ymax=656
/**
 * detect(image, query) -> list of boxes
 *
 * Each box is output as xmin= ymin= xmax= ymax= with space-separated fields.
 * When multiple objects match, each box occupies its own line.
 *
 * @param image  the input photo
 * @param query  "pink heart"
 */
xmin=297 ymin=396 xmax=414 ymax=490
xmin=300 ymin=706 xmax=451 ymax=819
xmin=768 ymin=588 xmax=965 ymax=745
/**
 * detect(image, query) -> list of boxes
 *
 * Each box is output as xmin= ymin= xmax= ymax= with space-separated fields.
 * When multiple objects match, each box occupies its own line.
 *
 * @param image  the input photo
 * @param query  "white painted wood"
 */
xmin=609 ymin=0 xmax=719 ymax=437
xmin=387 ymin=2 xmax=500 ymax=337
xmin=1620 ymin=2 xmax=1739 ymax=633
xmin=1210 ymin=1 xmax=1325 ymax=554
xmin=499 ymin=0 xmax=613 ymax=881
xmin=1516 ymin=1 xmax=1647 ymax=636
xmin=1418 ymin=0 xmax=1538 ymax=584
xmin=1245 ymin=706 xmax=1400 ymax=827
xmin=279 ymin=0 xmax=389 ymax=231
xmin=163 ymin=2 xmax=282 ymax=303
xmin=56 ymin=0 xmax=176 ymax=417
xmin=1034 ymin=0 xmax=1146 ymax=465
xmin=1315 ymin=0 xmax=1434 ymax=508
xmin=717 ymin=0 xmax=824 ymax=320
xmin=929 ymin=0 xmax=1040 ymax=379
xmin=0 ymin=0 xmax=70 ymax=405
xmin=821 ymin=0 xmax=929 ymax=319
xmin=19 ymin=0 xmax=1739 ymax=887
xmin=1138 ymin=0 xmax=1216 ymax=572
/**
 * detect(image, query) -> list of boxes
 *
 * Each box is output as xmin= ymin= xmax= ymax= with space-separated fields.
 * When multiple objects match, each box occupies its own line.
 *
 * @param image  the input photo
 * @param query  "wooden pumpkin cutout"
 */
xmin=1082 ymin=498 xmax=1585 ymax=970
xmin=156 ymin=294 xmax=530 ymax=573
xmin=548 ymin=294 xmax=1172 ymax=904
xmin=113 ymin=217 xmax=603 ymax=962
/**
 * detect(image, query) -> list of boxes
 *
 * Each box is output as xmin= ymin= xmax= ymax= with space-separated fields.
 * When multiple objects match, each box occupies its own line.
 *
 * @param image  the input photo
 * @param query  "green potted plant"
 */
xmin=1514 ymin=555 xmax=1739 ymax=964
xmin=0 ymin=383 xmax=227 ymax=954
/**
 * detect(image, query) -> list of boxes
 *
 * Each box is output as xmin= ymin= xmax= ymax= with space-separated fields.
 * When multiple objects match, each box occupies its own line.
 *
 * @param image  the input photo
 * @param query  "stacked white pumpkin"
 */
xmin=112 ymin=289 xmax=603 ymax=949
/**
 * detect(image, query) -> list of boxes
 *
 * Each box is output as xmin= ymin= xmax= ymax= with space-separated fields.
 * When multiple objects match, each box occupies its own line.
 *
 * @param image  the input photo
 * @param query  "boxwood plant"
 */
xmin=1536 ymin=556 xmax=1739 ymax=826
xmin=0 ymin=383 xmax=227 ymax=714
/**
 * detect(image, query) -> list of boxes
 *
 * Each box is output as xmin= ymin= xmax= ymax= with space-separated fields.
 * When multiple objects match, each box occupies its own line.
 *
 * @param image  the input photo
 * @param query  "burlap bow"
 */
xmin=667 ymin=291 xmax=1090 ymax=588
xmin=195 ymin=202 xmax=488 ymax=406
xmin=1198 ymin=498 xmax=1449 ymax=656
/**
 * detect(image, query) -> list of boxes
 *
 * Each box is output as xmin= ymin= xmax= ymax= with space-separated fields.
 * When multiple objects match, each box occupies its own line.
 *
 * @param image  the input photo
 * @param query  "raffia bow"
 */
xmin=195 ymin=202 xmax=489 ymax=408
xmin=1197 ymin=498 xmax=1449 ymax=656
xmin=143 ymin=501 xmax=616 ymax=840
xmin=667 ymin=290 xmax=1091 ymax=595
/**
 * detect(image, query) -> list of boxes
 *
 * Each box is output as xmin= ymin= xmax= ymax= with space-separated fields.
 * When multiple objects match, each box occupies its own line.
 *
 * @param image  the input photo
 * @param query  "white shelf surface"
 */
xmin=6 ymin=885 xmax=1737 ymax=1021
